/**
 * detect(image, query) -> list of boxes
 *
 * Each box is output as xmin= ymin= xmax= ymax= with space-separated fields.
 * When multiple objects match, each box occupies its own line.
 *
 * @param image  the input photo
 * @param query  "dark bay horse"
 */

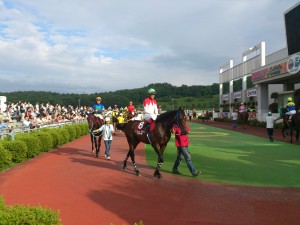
xmin=279 ymin=108 xmax=300 ymax=143
xmin=238 ymin=111 xmax=249 ymax=129
xmin=117 ymin=108 xmax=187 ymax=178
xmin=87 ymin=114 xmax=104 ymax=157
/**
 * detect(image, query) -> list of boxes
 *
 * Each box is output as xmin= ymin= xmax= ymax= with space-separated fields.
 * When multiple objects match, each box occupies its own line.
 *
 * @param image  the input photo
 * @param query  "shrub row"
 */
xmin=0 ymin=196 xmax=62 ymax=225
xmin=0 ymin=123 xmax=89 ymax=170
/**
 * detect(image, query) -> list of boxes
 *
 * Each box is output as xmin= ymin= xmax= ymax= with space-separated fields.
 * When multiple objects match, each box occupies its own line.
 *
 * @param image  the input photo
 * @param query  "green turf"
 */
xmin=145 ymin=122 xmax=300 ymax=187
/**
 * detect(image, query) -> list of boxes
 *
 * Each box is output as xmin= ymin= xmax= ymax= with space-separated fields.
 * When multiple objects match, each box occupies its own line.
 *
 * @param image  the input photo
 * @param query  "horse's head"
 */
xmin=157 ymin=107 xmax=186 ymax=133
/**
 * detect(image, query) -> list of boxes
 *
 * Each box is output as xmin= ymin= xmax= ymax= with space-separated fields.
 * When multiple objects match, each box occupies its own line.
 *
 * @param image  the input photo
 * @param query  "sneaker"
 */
xmin=104 ymin=154 xmax=107 ymax=158
xmin=106 ymin=156 xmax=110 ymax=160
xmin=192 ymin=171 xmax=202 ymax=177
xmin=172 ymin=169 xmax=181 ymax=174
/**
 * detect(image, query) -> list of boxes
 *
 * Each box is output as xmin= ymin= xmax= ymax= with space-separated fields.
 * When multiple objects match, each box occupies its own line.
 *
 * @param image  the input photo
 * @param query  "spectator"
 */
xmin=231 ymin=110 xmax=238 ymax=128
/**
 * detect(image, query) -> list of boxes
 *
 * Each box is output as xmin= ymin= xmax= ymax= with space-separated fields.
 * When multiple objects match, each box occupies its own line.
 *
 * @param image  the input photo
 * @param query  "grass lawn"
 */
xmin=145 ymin=122 xmax=300 ymax=187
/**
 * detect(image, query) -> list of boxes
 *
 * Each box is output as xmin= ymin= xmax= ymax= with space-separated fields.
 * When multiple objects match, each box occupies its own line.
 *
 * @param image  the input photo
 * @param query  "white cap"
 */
xmin=105 ymin=117 xmax=110 ymax=122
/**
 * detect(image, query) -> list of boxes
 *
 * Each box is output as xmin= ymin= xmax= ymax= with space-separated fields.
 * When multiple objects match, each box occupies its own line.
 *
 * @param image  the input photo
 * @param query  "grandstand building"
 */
xmin=219 ymin=2 xmax=300 ymax=121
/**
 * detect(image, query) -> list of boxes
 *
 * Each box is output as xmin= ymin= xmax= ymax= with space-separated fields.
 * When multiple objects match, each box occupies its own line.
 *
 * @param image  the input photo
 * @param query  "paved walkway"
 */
xmin=0 ymin=127 xmax=299 ymax=225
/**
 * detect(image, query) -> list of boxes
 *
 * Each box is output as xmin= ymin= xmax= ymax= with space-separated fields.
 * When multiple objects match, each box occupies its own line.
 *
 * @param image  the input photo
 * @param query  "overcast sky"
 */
xmin=0 ymin=0 xmax=299 ymax=93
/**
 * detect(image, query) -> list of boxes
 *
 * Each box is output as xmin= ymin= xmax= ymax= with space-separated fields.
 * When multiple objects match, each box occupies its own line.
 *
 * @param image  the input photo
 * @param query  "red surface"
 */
xmin=0 ymin=126 xmax=300 ymax=225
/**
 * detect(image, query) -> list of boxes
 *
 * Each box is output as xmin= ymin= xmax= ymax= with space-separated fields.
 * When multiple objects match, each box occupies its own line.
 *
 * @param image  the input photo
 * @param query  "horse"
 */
xmin=278 ymin=108 xmax=300 ymax=143
xmin=87 ymin=113 xmax=104 ymax=157
xmin=117 ymin=107 xmax=187 ymax=178
xmin=238 ymin=111 xmax=249 ymax=129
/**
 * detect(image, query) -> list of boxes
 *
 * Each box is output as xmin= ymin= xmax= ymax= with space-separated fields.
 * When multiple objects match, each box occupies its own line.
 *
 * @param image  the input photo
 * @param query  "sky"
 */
xmin=0 ymin=0 xmax=299 ymax=94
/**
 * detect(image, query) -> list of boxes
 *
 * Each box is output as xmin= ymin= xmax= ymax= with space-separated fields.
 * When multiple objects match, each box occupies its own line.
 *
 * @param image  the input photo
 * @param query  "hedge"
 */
xmin=1 ymin=140 xmax=27 ymax=163
xmin=30 ymin=131 xmax=53 ymax=152
xmin=0 ymin=196 xmax=62 ymax=225
xmin=15 ymin=134 xmax=41 ymax=158
xmin=0 ymin=143 xmax=12 ymax=168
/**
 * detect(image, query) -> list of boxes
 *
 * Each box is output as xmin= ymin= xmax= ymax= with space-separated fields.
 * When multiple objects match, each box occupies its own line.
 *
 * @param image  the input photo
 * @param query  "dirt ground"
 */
xmin=0 ymin=123 xmax=299 ymax=225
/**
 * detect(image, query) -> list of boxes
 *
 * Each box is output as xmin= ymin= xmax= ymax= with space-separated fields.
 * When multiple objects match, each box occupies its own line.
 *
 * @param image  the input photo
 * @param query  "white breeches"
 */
xmin=286 ymin=110 xmax=296 ymax=116
xmin=144 ymin=114 xmax=157 ymax=121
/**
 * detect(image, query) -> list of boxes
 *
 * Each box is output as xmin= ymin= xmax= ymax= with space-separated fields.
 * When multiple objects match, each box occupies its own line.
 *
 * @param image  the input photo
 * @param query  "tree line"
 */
xmin=0 ymin=82 xmax=219 ymax=110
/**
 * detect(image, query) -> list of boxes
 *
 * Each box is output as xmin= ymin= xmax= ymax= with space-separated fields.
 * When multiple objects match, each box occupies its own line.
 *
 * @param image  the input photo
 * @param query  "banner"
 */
xmin=287 ymin=53 xmax=300 ymax=75
xmin=233 ymin=92 xmax=242 ymax=99
xmin=251 ymin=62 xmax=287 ymax=82
xmin=247 ymin=89 xmax=257 ymax=97
xmin=222 ymin=94 xmax=229 ymax=101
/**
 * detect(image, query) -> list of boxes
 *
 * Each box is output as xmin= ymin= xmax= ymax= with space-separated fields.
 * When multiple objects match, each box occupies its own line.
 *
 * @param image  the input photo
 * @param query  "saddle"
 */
xmin=137 ymin=120 xmax=156 ymax=133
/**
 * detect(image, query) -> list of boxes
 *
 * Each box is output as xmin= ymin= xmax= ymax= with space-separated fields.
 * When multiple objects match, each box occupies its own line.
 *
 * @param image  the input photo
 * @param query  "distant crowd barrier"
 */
xmin=0 ymin=119 xmax=87 ymax=140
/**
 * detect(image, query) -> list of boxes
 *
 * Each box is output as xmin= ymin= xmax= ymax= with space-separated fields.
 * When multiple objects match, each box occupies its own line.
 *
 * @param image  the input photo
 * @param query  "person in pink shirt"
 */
xmin=172 ymin=121 xmax=201 ymax=177
xmin=239 ymin=103 xmax=246 ymax=112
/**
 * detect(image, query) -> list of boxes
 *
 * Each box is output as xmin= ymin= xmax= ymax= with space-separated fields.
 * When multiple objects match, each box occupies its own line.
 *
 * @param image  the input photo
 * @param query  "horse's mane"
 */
xmin=156 ymin=109 xmax=182 ymax=122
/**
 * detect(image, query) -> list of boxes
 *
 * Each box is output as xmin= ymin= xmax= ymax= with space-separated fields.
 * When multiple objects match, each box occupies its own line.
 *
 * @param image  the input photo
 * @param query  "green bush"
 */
xmin=41 ymin=129 xmax=60 ymax=148
xmin=0 ymin=143 xmax=12 ymax=167
xmin=1 ymin=140 xmax=27 ymax=163
xmin=74 ymin=124 xmax=82 ymax=138
xmin=64 ymin=125 xmax=76 ymax=141
xmin=15 ymin=134 xmax=41 ymax=158
xmin=0 ymin=196 xmax=62 ymax=225
xmin=56 ymin=128 xmax=70 ymax=145
xmin=31 ymin=131 xmax=53 ymax=152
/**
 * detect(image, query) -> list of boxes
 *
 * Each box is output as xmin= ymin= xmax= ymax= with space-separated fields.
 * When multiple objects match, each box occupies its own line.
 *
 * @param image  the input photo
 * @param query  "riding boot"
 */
xmin=142 ymin=119 xmax=151 ymax=131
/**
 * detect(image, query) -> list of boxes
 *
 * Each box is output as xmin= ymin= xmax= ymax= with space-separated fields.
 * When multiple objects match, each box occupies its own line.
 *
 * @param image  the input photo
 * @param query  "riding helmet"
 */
xmin=148 ymin=88 xmax=156 ymax=95
xmin=96 ymin=97 xmax=101 ymax=101
xmin=287 ymin=97 xmax=293 ymax=102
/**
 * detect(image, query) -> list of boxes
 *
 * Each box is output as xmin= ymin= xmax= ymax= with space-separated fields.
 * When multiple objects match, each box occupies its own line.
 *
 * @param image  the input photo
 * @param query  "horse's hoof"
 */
xmin=122 ymin=166 xmax=127 ymax=170
xmin=136 ymin=171 xmax=141 ymax=176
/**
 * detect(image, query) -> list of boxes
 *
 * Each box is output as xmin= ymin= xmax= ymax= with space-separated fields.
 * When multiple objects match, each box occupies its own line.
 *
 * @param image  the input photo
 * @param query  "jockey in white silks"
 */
xmin=142 ymin=88 xmax=159 ymax=130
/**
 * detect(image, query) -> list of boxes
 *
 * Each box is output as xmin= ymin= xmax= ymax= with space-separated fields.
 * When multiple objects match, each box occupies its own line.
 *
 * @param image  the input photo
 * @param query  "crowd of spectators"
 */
xmin=0 ymin=101 xmax=89 ymax=130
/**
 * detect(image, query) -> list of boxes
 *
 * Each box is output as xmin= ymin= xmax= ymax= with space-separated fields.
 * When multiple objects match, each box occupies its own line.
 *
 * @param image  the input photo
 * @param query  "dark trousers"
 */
xmin=267 ymin=128 xmax=274 ymax=141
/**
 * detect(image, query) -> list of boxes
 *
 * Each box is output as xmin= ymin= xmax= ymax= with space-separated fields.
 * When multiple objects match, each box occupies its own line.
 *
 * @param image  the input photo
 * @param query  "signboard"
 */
xmin=222 ymin=94 xmax=229 ymax=101
xmin=247 ymin=89 xmax=257 ymax=97
xmin=251 ymin=62 xmax=287 ymax=82
xmin=233 ymin=92 xmax=242 ymax=99
xmin=287 ymin=53 xmax=300 ymax=75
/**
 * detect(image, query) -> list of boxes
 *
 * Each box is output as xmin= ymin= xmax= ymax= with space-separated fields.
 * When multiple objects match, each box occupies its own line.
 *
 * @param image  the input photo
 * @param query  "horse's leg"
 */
xmin=296 ymin=129 xmax=300 ymax=142
xmin=95 ymin=136 xmax=101 ymax=158
xmin=90 ymin=134 xmax=95 ymax=153
xmin=153 ymin=149 xmax=164 ymax=179
xmin=123 ymin=150 xmax=131 ymax=170
xmin=128 ymin=149 xmax=140 ymax=176
xmin=290 ymin=128 xmax=293 ymax=143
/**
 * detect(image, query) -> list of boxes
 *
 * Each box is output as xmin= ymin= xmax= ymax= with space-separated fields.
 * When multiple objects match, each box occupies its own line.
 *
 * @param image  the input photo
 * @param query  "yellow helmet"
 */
xmin=241 ymin=103 xmax=244 ymax=105
xmin=129 ymin=101 xmax=133 ymax=104
xmin=287 ymin=97 xmax=293 ymax=102
xmin=96 ymin=97 xmax=101 ymax=101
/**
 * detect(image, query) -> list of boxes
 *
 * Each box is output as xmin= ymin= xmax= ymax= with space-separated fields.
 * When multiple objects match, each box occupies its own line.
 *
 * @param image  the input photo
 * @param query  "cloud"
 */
xmin=0 ymin=0 xmax=299 ymax=93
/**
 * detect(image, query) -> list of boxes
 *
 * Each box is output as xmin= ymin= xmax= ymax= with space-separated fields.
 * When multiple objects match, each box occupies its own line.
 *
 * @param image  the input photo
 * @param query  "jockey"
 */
xmin=142 ymin=88 xmax=159 ymax=130
xmin=239 ymin=103 xmax=246 ymax=113
xmin=286 ymin=97 xmax=296 ymax=121
xmin=127 ymin=101 xmax=135 ymax=115
xmin=92 ymin=97 xmax=105 ymax=119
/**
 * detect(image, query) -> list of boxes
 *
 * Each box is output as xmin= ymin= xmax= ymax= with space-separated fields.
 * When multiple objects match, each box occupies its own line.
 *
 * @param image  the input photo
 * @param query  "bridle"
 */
xmin=173 ymin=110 xmax=186 ymax=133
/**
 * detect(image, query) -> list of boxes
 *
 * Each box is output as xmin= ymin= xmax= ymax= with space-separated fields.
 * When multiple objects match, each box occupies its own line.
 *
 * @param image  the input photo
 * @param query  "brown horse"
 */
xmin=117 ymin=108 xmax=187 ymax=178
xmin=87 ymin=114 xmax=104 ymax=158
xmin=238 ymin=111 xmax=249 ymax=129
xmin=279 ymin=108 xmax=300 ymax=143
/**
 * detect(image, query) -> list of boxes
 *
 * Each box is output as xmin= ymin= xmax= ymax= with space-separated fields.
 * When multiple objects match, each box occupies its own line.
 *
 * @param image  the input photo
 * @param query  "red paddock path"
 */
xmin=0 ymin=129 xmax=300 ymax=225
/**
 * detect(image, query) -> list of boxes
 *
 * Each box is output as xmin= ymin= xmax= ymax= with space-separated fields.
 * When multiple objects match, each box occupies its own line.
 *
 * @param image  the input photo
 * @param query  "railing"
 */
xmin=0 ymin=119 xmax=87 ymax=140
